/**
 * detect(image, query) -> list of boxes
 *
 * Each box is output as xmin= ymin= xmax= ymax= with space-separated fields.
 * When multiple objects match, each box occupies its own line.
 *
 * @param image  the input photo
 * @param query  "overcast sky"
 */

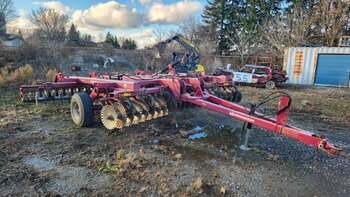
xmin=8 ymin=0 xmax=205 ymax=48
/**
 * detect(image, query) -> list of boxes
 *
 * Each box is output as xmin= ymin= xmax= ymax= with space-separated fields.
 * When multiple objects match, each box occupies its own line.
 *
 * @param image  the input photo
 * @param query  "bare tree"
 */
xmin=262 ymin=6 xmax=317 ymax=58
xmin=314 ymin=0 xmax=350 ymax=46
xmin=263 ymin=0 xmax=350 ymax=58
xmin=28 ymin=7 xmax=68 ymax=42
xmin=262 ymin=16 xmax=287 ymax=57
xmin=0 ymin=0 xmax=17 ymax=28
xmin=153 ymin=24 xmax=171 ymax=42
xmin=175 ymin=17 xmax=217 ymax=56
xmin=176 ymin=16 xmax=201 ymax=43
xmin=228 ymin=30 xmax=260 ymax=66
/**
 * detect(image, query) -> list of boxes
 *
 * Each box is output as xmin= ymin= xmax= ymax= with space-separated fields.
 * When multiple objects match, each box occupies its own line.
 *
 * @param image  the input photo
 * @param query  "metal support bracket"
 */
xmin=240 ymin=122 xmax=252 ymax=151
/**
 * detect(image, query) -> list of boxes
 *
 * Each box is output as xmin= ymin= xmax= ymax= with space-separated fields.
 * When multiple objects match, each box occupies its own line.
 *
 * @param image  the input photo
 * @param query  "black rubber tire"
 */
xmin=231 ymin=86 xmax=242 ymax=102
xmin=234 ymin=90 xmax=242 ymax=102
xmin=70 ymin=92 xmax=94 ymax=127
xmin=161 ymin=90 xmax=177 ymax=109
xmin=265 ymin=80 xmax=276 ymax=89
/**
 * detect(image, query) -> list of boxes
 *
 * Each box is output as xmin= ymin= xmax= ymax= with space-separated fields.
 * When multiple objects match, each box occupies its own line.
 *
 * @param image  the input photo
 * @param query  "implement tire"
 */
xmin=233 ymin=90 xmax=242 ymax=102
xmin=232 ymin=86 xmax=242 ymax=102
xmin=70 ymin=92 xmax=94 ymax=127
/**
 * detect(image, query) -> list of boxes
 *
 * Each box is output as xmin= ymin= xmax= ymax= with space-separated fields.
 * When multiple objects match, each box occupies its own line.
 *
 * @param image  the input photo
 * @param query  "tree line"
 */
xmin=28 ymin=7 xmax=138 ymax=49
xmin=201 ymin=0 xmax=350 ymax=60
xmin=1 ymin=2 xmax=138 ymax=50
xmin=67 ymin=25 xmax=137 ymax=49
xmin=104 ymin=32 xmax=137 ymax=50
xmin=2 ymin=0 xmax=350 ymax=63
xmin=66 ymin=23 xmax=94 ymax=45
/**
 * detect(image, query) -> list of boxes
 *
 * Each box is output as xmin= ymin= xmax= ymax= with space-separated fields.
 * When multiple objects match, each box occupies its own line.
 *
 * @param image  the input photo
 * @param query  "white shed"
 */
xmin=2 ymin=37 xmax=24 ymax=49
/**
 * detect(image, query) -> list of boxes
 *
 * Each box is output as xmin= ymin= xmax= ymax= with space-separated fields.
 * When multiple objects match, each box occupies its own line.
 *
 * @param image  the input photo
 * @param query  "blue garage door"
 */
xmin=315 ymin=54 xmax=350 ymax=86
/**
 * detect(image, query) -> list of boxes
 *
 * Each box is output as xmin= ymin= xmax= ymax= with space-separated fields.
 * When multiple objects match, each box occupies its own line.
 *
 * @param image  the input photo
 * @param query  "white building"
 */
xmin=0 ymin=12 xmax=24 ymax=49
xmin=1 ymin=35 xmax=24 ymax=48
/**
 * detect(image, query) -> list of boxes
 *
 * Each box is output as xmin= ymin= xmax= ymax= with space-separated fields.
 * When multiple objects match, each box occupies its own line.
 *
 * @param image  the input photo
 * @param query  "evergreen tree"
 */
xmin=113 ymin=36 xmax=120 ymax=49
xmin=121 ymin=38 xmax=137 ymax=50
xmin=58 ymin=26 xmax=67 ymax=42
xmin=227 ymin=0 xmax=281 ymax=36
xmin=81 ymin=34 xmax=92 ymax=42
xmin=121 ymin=38 xmax=129 ymax=49
xmin=105 ymin=31 xmax=114 ymax=45
xmin=285 ymin=0 xmax=317 ymax=12
xmin=203 ymin=0 xmax=282 ymax=56
xmin=17 ymin=30 xmax=23 ymax=39
xmin=202 ymin=0 xmax=230 ymax=54
xmin=130 ymin=40 xmax=137 ymax=50
xmin=67 ymin=23 xmax=80 ymax=45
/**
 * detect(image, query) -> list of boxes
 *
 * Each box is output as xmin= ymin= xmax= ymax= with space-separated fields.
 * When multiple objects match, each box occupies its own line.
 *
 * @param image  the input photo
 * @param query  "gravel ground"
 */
xmin=0 ymin=86 xmax=349 ymax=196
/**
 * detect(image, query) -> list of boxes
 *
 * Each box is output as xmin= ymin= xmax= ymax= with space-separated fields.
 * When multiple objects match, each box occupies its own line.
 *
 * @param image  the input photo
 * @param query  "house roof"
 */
xmin=80 ymin=40 xmax=96 ymax=44
xmin=2 ymin=33 xmax=24 ymax=41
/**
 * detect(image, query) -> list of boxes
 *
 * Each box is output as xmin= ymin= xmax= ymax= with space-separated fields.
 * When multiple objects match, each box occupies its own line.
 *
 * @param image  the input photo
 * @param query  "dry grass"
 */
xmin=188 ymin=177 xmax=203 ymax=194
xmin=98 ymin=147 xmax=156 ymax=178
xmin=46 ymin=69 xmax=59 ymax=81
xmin=240 ymin=86 xmax=350 ymax=126
xmin=0 ymin=87 xmax=69 ymax=127
xmin=0 ymin=64 xmax=35 ymax=86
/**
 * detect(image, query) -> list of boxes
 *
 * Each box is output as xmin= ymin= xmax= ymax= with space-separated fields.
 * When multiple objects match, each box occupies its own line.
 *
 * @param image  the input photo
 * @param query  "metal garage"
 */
xmin=283 ymin=47 xmax=350 ymax=87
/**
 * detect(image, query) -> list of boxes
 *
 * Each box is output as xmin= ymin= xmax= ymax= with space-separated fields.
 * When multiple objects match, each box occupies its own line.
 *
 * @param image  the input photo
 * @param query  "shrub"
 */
xmin=46 ymin=69 xmax=58 ymax=81
xmin=0 ymin=64 xmax=35 ymax=86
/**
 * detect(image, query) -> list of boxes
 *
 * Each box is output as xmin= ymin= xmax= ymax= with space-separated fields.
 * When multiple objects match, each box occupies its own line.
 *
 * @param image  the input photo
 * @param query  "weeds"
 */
xmin=97 ymin=147 xmax=156 ymax=180
xmin=46 ymin=69 xmax=58 ymax=81
xmin=188 ymin=177 xmax=203 ymax=194
xmin=98 ymin=161 xmax=117 ymax=173
xmin=240 ymin=86 xmax=350 ymax=126
xmin=0 ymin=64 xmax=35 ymax=86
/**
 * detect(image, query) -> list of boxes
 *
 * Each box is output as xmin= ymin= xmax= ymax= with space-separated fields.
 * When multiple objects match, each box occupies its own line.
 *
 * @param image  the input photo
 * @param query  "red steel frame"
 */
xmin=20 ymin=71 xmax=342 ymax=156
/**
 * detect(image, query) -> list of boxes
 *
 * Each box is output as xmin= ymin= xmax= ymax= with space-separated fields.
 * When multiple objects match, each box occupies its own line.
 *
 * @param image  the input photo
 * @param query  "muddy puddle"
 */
xmin=157 ymin=125 xmax=240 ymax=162
xmin=189 ymin=125 xmax=240 ymax=148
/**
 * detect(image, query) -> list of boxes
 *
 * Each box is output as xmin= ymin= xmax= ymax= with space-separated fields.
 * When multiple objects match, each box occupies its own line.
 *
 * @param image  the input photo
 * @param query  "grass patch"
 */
xmin=0 ymin=86 xmax=70 ymax=127
xmin=240 ymin=86 xmax=350 ymax=126
xmin=0 ymin=64 xmax=35 ymax=86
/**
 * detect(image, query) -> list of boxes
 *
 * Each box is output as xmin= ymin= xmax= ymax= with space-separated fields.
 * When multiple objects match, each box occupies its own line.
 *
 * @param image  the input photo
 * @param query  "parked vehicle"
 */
xmin=213 ymin=64 xmax=288 ymax=89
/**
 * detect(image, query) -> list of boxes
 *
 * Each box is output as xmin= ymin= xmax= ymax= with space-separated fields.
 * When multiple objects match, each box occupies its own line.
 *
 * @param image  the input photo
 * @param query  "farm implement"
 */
xmin=19 ymin=64 xmax=342 ymax=157
xmin=153 ymin=34 xmax=242 ymax=102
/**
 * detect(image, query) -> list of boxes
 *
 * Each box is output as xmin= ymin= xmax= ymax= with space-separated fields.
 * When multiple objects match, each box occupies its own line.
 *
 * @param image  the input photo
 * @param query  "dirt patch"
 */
xmin=0 ymin=86 xmax=350 ymax=196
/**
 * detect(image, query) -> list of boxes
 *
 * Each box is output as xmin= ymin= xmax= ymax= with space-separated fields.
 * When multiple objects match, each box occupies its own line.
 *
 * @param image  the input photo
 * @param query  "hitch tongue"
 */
xmin=319 ymin=139 xmax=342 ymax=157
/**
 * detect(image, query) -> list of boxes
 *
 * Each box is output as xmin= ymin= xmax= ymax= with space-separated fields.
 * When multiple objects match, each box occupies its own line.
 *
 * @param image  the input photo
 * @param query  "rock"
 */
xmin=179 ymin=129 xmax=189 ymax=138
xmin=180 ymin=192 xmax=191 ymax=197
xmin=206 ymin=159 xmax=217 ymax=165
xmin=170 ymin=119 xmax=177 ymax=125
xmin=269 ymin=155 xmax=280 ymax=162
xmin=192 ymin=178 xmax=203 ymax=193
xmin=301 ymin=100 xmax=310 ymax=107
xmin=220 ymin=187 xmax=226 ymax=194
xmin=138 ymin=186 xmax=148 ymax=194
xmin=173 ymin=153 xmax=182 ymax=161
